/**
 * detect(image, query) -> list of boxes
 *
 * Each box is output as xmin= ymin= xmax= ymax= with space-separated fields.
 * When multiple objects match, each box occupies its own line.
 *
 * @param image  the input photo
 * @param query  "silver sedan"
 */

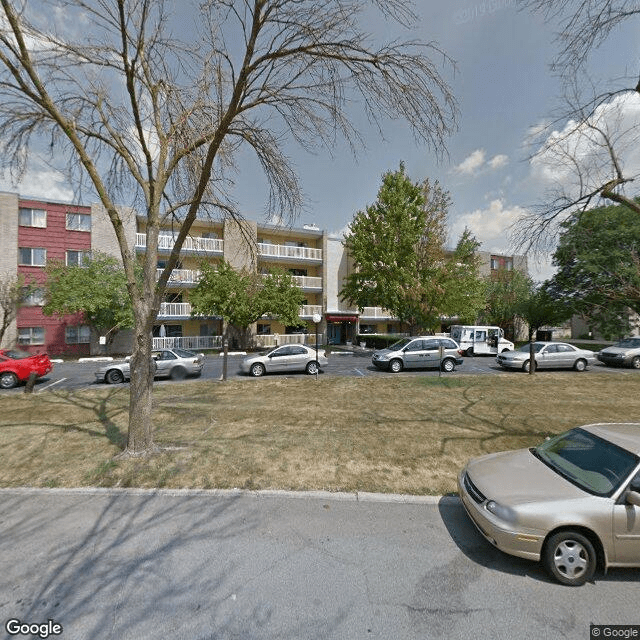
xmin=496 ymin=341 xmax=596 ymax=372
xmin=95 ymin=348 xmax=205 ymax=384
xmin=240 ymin=344 xmax=328 ymax=377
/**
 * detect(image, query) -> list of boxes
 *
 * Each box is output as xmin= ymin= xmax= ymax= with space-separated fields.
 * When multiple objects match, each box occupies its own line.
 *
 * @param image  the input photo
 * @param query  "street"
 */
xmin=23 ymin=349 xmax=639 ymax=394
xmin=0 ymin=488 xmax=638 ymax=640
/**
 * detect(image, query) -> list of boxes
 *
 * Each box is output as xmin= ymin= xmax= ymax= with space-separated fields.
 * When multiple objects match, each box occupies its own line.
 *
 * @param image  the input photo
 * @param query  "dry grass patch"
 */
xmin=0 ymin=373 xmax=638 ymax=494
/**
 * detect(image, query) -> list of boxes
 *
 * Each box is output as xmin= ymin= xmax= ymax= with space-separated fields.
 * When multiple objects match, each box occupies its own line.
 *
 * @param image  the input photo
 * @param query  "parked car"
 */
xmin=0 ymin=349 xmax=53 ymax=389
xmin=459 ymin=423 xmax=640 ymax=586
xmin=95 ymin=348 xmax=205 ymax=384
xmin=597 ymin=336 xmax=640 ymax=369
xmin=371 ymin=336 xmax=464 ymax=373
xmin=240 ymin=344 xmax=328 ymax=377
xmin=496 ymin=342 xmax=596 ymax=372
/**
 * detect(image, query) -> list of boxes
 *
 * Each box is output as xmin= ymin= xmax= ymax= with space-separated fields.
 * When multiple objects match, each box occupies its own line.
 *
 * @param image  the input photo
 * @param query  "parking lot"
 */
xmin=21 ymin=347 xmax=637 ymax=393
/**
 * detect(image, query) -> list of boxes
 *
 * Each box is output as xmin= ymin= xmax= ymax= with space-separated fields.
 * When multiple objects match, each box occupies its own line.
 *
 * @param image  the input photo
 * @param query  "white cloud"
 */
xmin=454 ymin=149 xmax=485 ymax=175
xmin=488 ymin=154 xmax=508 ymax=169
xmin=0 ymin=165 xmax=73 ymax=202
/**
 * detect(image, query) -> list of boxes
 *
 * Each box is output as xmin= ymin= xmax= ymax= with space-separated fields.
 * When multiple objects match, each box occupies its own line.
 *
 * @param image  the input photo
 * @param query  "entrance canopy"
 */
xmin=325 ymin=314 xmax=358 ymax=322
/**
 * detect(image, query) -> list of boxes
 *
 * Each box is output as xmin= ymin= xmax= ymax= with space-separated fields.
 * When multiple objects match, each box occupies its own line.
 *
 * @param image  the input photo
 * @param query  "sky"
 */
xmin=2 ymin=0 xmax=639 ymax=282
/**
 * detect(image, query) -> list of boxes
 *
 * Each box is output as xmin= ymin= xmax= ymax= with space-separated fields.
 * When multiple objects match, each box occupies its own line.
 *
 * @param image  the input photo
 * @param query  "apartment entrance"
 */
xmin=326 ymin=314 xmax=358 ymax=344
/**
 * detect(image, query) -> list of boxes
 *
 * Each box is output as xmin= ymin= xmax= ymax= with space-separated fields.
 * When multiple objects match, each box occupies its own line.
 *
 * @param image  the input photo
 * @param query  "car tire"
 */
xmin=305 ymin=361 xmax=319 ymax=375
xmin=522 ymin=359 xmax=530 ymax=373
xmin=465 ymin=348 xmax=474 ymax=357
xmin=574 ymin=359 xmax=587 ymax=372
xmin=105 ymin=369 xmax=125 ymax=384
xmin=501 ymin=348 xmax=510 ymax=353
xmin=631 ymin=356 xmax=640 ymax=369
xmin=389 ymin=358 xmax=403 ymax=373
xmin=441 ymin=358 xmax=455 ymax=373
xmin=543 ymin=530 xmax=597 ymax=586
xmin=170 ymin=366 xmax=187 ymax=381
xmin=250 ymin=363 xmax=265 ymax=377
xmin=0 ymin=371 xmax=19 ymax=389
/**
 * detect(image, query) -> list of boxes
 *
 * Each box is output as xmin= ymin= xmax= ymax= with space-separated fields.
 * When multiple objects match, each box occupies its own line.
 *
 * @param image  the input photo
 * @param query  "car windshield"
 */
xmin=616 ymin=338 xmax=640 ymax=348
xmin=532 ymin=428 xmax=639 ymax=497
xmin=4 ymin=349 xmax=32 ymax=360
xmin=388 ymin=338 xmax=412 ymax=350
xmin=517 ymin=343 xmax=543 ymax=353
xmin=172 ymin=348 xmax=197 ymax=358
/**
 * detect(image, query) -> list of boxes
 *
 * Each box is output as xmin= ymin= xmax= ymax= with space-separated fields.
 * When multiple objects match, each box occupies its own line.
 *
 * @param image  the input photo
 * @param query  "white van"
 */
xmin=449 ymin=325 xmax=514 ymax=356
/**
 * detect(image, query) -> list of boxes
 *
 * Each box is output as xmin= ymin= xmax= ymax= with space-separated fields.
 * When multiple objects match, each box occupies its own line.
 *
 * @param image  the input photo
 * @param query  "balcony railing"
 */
xmin=158 ymin=302 xmax=193 ymax=317
xmin=157 ymin=269 xmax=202 ymax=285
xmin=153 ymin=336 xmax=223 ymax=350
xmin=136 ymin=233 xmax=224 ymax=254
xmin=255 ymin=333 xmax=324 ymax=348
xmin=299 ymin=305 xmax=323 ymax=318
xmin=359 ymin=307 xmax=396 ymax=319
xmin=292 ymin=275 xmax=322 ymax=289
xmin=258 ymin=243 xmax=322 ymax=262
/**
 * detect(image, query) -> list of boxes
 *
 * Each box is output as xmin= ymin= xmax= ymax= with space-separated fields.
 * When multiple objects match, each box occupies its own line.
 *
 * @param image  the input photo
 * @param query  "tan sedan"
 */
xmin=458 ymin=423 xmax=640 ymax=586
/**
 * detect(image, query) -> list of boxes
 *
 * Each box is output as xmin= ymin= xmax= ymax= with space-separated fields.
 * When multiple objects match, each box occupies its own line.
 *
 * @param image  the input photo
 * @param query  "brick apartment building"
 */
xmin=1 ymin=190 xmax=528 ymax=356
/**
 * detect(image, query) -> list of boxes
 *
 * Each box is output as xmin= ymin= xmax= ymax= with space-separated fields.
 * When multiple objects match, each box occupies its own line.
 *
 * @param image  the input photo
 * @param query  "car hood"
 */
xmin=373 ymin=348 xmax=394 ymax=357
xmin=465 ymin=448 xmax=586 ymax=505
xmin=600 ymin=346 xmax=639 ymax=355
xmin=498 ymin=350 xmax=526 ymax=360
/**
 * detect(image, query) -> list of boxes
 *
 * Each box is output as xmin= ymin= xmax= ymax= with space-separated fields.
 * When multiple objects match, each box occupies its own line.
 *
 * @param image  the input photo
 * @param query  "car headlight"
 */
xmin=485 ymin=500 xmax=516 ymax=523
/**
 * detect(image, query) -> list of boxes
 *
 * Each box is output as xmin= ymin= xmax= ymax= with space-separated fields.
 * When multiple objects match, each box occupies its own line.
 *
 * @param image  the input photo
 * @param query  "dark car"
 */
xmin=0 ymin=349 xmax=53 ymax=389
xmin=371 ymin=336 xmax=464 ymax=373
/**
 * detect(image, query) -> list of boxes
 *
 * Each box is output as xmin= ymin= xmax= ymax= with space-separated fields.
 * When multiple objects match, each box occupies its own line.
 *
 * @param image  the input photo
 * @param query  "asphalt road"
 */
xmin=1 ymin=488 xmax=638 ymax=640
xmin=19 ymin=349 xmax=638 ymax=393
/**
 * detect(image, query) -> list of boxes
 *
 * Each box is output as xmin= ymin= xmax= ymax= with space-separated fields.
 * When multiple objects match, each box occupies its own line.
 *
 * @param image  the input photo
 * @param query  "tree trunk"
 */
xmin=120 ymin=323 xmax=157 ymax=456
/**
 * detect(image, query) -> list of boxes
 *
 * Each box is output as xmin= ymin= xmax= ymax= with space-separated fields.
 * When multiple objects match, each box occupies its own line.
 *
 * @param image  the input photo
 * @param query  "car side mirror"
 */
xmin=626 ymin=490 xmax=640 ymax=508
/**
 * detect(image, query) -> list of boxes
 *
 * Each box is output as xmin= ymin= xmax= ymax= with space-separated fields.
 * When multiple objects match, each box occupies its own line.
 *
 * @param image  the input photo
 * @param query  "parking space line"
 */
xmin=353 ymin=368 xmax=366 ymax=376
xmin=39 ymin=378 xmax=66 ymax=392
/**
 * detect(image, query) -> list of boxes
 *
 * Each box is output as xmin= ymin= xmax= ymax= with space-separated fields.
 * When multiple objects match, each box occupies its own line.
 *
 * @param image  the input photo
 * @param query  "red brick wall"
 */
xmin=16 ymin=199 xmax=92 ymax=356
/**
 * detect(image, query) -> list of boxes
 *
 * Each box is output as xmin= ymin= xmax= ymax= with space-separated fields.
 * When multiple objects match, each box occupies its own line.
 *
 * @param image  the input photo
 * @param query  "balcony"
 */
xmin=258 ymin=242 xmax=322 ymax=263
xmin=359 ymin=307 xmax=397 ymax=320
xmin=136 ymin=233 xmax=224 ymax=255
xmin=299 ymin=305 xmax=323 ymax=318
xmin=158 ymin=302 xmax=193 ymax=318
xmin=292 ymin=275 xmax=322 ymax=290
xmin=157 ymin=268 xmax=202 ymax=286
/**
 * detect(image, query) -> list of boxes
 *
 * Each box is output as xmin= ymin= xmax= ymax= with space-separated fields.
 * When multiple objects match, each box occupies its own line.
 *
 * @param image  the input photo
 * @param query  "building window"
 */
xmin=66 ymin=250 xmax=91 ymax=267
xmin=257 ymin=323 xmax=271 ymax=335
xmin=491 ymin=255 xmax=514 ymax=271
xmin=19 ymin=208 xmax=47 ymax=228
xmin=21 ymin=287 xmax=46 ymax=306
xmin=19 ymin=247 xmax=46 ymax=266
xmin=18 ymin=327 xmax=45 ymax=345
xmin=66 ymin=213 xmax=91 ymax=232
xmin=65 ymin=325 xmax=91 ymax=344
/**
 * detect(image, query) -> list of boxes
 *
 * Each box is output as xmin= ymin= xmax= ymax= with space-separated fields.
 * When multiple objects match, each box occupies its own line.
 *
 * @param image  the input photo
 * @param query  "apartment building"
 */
xmin=1 ymin=190 xmax=528 ymax=355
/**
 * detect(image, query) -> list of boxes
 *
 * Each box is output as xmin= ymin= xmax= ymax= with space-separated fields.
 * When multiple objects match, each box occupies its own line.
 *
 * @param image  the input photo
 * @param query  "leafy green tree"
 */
xmin=189 ymin=261 xmax=304 ymax=348
xmin=43 ymin=253 xmax=134 ymax=353
xmin=547 ymin=202 xmax=640 ymax=339
xmin=340 ymin=165 xmax=485 ymax=332
xmin=481 ymin=269 xmax=535 ymax=340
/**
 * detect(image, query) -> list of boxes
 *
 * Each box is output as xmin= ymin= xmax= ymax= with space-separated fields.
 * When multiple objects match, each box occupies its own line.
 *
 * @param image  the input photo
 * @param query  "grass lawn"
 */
xmin=1 ymin=373 xmax=638 ymax=495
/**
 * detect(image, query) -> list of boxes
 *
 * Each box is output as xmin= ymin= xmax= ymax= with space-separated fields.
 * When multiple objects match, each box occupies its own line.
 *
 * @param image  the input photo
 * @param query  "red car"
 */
xmin=0 ymin=349 xmax=53 ymax=389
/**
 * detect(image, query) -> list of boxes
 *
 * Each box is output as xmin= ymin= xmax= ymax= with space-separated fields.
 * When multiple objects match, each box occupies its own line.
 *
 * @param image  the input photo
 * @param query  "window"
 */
xmin=257 ymin=323 xmax=271 ymax=335
xmin=19 ymin=247 xmax=46 ymax=266
xmin=19 ymin=208 xmax=47 ymax=228
xmin=66 ymin=212 xmax=91 ymax=231
xmin=66 ymin=250 xmax=91 ymax=267
xmin=18 ymin=327 xmax=45 ymax=345
xmin=21 ymin=287 xmax=46 ymax=306
xmin=65 ymin=325 xmax=91 ymax=344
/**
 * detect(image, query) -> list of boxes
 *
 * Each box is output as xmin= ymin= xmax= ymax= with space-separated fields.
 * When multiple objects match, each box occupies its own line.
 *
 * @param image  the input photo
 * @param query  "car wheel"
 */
xmin=389 ymin=358 xmax=403 ymax=373
xmin=465 ymin=347 xmax=474 ymax=357
xmin=574 ymin=359 xmax=587 ymax=372
xmin=170 ymin=366 xmax=187 ymax=381
xmin=543 ymin=530 xmax=597 ymax=586
xmin=522 ymin=359 xmax=531 ymax=373
xmin=631 ymin=356 xmax=640 ymax=369
xmin=501 ymin=348 xmax=510 ymax=353
xmin=306 ymin=361 xmax=319 ymax=375
xmin=440 ymin=358 xmax=455 ymax=373
xmin=250 ymin=362 xmax=265 ymax=377
xmin=105 ymin=369 xmax=125 ymax=384
xmin=0 ymin=371 xmax=19 ymax=389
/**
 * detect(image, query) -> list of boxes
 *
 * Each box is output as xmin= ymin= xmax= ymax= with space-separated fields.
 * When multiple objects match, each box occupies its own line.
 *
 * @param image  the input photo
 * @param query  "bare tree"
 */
xmin=0 ymin=0 xmax=457 ymax=456
xmin=515 ymin=0 xmax=640 ymax=252
xmin=0 ymin=273 xmax=26 ymax=346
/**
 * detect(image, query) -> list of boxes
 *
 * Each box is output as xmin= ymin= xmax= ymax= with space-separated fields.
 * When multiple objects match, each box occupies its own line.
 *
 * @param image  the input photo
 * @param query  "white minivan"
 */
xmin=449 ymin=325 xmax=514 ymax=356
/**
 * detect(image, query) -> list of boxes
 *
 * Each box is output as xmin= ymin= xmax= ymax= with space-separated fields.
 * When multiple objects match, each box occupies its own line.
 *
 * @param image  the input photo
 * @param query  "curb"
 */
xmin=0 ymin=486 xmax=460 ymax=505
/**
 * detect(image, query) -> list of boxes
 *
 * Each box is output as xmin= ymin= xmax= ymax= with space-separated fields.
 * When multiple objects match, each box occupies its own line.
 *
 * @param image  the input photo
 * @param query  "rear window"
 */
xmin=4 ymin=349 xmax=31 ymax=360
